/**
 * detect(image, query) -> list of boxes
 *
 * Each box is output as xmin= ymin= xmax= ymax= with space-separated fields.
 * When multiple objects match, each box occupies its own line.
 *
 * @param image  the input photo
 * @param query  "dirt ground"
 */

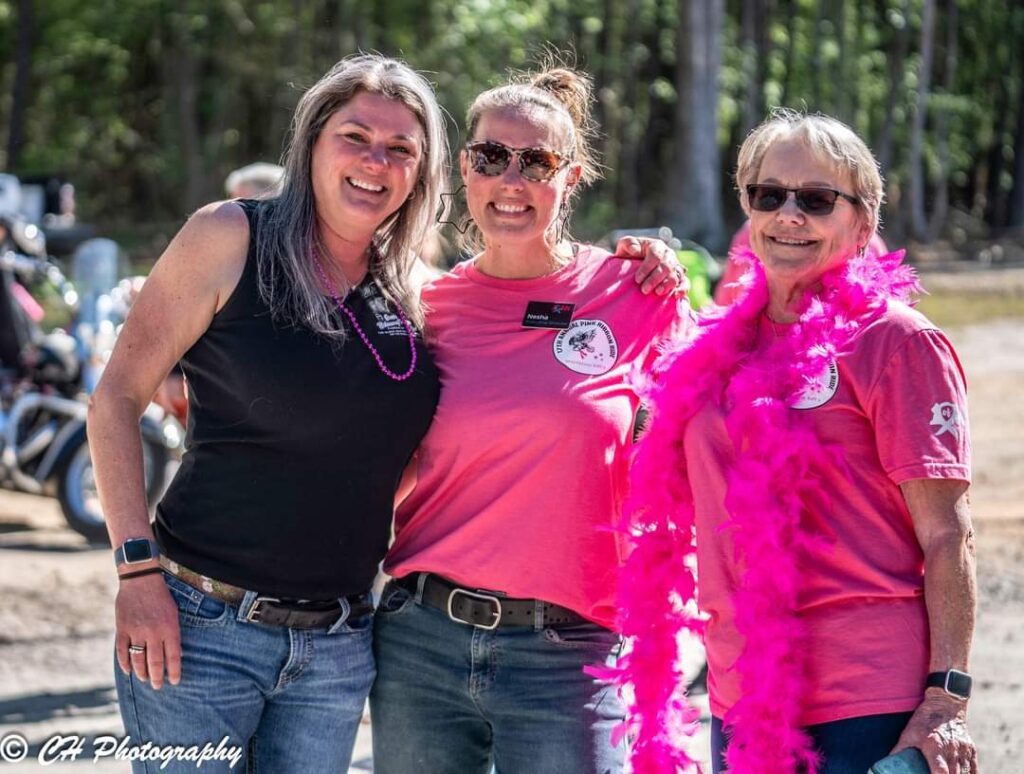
xmin=0 ymin=270 xmax=1021 ymax=772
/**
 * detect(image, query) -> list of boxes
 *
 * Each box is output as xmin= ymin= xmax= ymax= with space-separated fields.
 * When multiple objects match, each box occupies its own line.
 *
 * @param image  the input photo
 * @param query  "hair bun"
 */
xmin=530 ymin=68 xmax=592 ymax=131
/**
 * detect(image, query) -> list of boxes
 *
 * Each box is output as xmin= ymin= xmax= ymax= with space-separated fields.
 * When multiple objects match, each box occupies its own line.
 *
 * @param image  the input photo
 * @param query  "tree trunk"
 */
xmin=740 ymin=0 xmax=760 ymax=134
xmin=926 ymin=0 xmax=957 ymax=241
xmin=636 ymin=12 xmax=673 ymax=226
xmin=832 ymin=0 xmax=846 ymax=120
xmin=614 ymin=0 xmax=643 ymax=223
xmin=6 ymin=0 xmax=34 ymax=170
xmin=876 ymin=0 xmax=910 ymax=178
xmin=665 ymin=0 xmax=726 ymax=250
xmin=850 ymin=0 xmax=864 ymax=126
xmin=1008 ymin=76 xmax=1024 ymax=229
xmin=908 ymin=0 xmax=936 ymax=241
xmin=810 ymin=0 xmax=826 ymax=109
xmin=779 ymin=0 xmax=799 ymax=107
xmin=170 ymin=12 xmax=205 ymax=212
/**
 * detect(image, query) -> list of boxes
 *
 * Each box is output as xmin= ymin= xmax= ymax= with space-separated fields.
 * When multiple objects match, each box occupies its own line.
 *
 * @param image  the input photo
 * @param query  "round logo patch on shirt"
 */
xmin=792 ymin=359 xmax=839 ymax=410
xmin=552 ymin=319 xmax=618 ymax=375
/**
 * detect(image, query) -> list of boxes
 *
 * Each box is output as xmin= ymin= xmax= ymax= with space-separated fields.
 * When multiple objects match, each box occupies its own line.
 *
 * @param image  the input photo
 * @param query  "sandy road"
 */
xmin=0 ymin=313 xmax=1021 ymax=772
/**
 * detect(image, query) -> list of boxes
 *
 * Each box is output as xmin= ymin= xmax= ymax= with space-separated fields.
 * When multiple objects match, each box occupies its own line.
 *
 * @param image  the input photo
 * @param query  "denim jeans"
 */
xmin=369 ymin=579 xmax=626 ymax=774
xmin=114 ymin=572 xmax=375 ymax=773
xmin=711 ymin=711 xmax=914 ymax=774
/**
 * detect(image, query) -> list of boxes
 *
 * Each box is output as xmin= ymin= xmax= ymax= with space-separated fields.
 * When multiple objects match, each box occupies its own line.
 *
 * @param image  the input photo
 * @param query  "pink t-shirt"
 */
xmin=688 ymin=301 xmax=970 ymax=725
xmin=385 ymin=246 xmax=688 ymax=628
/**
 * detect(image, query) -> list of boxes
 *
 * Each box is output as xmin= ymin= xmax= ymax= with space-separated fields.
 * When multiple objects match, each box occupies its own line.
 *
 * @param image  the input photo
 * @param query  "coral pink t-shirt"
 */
xmin=385 ymin=246 xmax=688 ymax=628
xmin=689 ymin=301 xmax=971 ymax=725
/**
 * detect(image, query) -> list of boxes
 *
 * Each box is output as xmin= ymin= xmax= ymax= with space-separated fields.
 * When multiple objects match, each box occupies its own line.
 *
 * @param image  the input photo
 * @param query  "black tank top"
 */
xmin=155 ymin=200 xmax=440 ymax=598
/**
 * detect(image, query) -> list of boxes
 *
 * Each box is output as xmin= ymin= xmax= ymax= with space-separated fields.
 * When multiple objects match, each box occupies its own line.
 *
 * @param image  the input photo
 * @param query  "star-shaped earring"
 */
xmin=436 ymin=184 xmax=470 ymax=234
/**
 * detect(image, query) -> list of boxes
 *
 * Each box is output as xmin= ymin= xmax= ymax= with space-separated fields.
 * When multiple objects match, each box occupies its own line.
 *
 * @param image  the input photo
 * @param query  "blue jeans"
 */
xmin=115 ymin=572 xmax=375 ymax=773
xmin=711 ymin=711 xmax=913 ymax=773
xmin=369 ymin=579 xmax=627 ymax=774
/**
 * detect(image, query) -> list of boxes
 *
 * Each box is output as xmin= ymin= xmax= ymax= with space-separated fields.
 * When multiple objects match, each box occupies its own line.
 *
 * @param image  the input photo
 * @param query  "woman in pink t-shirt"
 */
xmin=369 ymin=67 xmax=688 ymax=774
xmin=620 ymin=110 xmax=977 ymax=774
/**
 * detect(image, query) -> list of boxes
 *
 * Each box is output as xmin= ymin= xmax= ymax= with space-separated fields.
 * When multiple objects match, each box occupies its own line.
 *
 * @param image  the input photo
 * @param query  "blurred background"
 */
xmin=2 ymin=0 xmax=1024 ymax=262
xmin=1 ymin=1 xmax=1022 ymax=772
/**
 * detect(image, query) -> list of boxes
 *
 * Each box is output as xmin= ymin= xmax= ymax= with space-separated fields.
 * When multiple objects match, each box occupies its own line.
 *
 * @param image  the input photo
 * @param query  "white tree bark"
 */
xmin=666 ymin=0 xmax=726 ymax=251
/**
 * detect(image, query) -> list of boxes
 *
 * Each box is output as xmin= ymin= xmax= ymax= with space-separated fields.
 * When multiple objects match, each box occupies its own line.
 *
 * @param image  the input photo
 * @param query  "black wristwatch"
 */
xmin=925 ymin=669 xmax=972 ymax=700
xmin=113 ymin=538 xmax=160 ymax=567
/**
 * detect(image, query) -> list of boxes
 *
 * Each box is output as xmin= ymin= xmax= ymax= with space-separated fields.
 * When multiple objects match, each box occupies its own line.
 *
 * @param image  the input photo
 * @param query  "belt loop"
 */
xmin=237 ymin=590 xmax=259 ymax=623
xmin=327 ymin=597 xmax=352 ymax=635
xmin=533 ymin=600 xmax=545 ymax=631
xmin=414 ymin=572 xmax=428 ymax=604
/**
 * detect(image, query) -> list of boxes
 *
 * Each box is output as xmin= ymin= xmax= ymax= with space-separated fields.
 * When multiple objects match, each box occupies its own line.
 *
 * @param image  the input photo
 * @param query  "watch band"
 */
xmin=113 ymin=538 xmax=161 ymax=567
xmin=926 ymin=669 xmax=972 ymax=699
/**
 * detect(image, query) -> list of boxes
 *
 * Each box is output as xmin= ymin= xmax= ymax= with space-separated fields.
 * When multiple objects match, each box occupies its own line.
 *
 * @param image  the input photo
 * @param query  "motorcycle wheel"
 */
xmin=56 ymin=429 xmax=170 ymax=545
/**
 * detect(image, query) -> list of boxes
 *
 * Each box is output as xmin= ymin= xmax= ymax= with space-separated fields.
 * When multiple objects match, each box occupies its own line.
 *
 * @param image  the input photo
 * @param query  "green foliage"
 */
xmin=1 ymin=0 xmax=1022 ymax=251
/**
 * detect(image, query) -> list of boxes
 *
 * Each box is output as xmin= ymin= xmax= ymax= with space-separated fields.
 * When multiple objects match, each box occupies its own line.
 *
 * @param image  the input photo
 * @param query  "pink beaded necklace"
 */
xmin=313 ymin=253 xmax=418 ymax=382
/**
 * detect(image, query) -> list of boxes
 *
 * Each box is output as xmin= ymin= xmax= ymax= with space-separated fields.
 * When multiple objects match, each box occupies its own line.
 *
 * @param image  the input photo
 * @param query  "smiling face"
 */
xmin=310 ymin=91 xmax=424 ymax=245
xmin=460 ymin=106 xmax=580 ymax=254
xmin=747 ymin=138 xmax=871 ymax=288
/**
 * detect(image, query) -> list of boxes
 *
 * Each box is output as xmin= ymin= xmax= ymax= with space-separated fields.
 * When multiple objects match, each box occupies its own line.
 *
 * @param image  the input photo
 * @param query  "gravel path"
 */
xmin=1 ymin=305 xmax=1020 ymax=772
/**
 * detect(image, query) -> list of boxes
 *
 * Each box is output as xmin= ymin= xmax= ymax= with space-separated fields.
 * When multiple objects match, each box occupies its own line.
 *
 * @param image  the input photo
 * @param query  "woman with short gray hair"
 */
xmin=620 ymin=109 xmax=977 ymax=774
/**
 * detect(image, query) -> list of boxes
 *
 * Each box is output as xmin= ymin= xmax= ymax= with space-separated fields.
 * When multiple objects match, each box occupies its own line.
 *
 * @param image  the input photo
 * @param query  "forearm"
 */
xmin=87 ymin=388 xmax=157 ymax=550
xmin=922 ymin=533 xmax=976 ymax=672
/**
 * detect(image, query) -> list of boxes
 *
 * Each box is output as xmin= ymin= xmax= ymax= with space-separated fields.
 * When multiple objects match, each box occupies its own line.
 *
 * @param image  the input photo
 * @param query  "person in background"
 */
xmin=224 ymin=161 xmax=285 ymax=200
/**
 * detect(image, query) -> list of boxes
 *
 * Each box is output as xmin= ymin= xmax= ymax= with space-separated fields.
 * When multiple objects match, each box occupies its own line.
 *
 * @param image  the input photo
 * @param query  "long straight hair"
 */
xmin=256 ymin=54 xmax=448 ymax=338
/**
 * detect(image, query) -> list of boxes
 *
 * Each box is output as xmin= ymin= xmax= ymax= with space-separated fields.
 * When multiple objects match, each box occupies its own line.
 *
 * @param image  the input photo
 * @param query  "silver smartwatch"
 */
xmin=113 ymin=538 xmax=160 ymax=567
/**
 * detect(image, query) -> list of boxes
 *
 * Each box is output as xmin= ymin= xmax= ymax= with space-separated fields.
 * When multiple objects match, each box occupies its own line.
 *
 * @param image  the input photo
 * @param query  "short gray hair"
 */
xmin=256 ymin=54 xmax=449 ymax=338
xmin=736 ymin=108 xmax=884 ymax=235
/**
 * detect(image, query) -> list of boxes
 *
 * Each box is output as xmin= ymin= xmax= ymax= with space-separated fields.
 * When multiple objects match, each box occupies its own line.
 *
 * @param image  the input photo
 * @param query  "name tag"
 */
xmin=521 ymin=301 xmax=575 ymax=329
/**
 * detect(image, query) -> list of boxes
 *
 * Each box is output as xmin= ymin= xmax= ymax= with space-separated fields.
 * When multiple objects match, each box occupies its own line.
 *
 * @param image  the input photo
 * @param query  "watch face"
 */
xmin=946 ymin=670 xmax=973 ymax=697
xmin=123 ymin=540 xmax=155 ymax=564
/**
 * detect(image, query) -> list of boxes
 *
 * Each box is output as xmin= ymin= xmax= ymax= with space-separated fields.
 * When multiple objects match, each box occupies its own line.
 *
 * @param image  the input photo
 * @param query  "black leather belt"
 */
xmin=161 ymin=557 xmax=373 ymax=630
xmin=396 ymin=573 xmax=587 ymax=630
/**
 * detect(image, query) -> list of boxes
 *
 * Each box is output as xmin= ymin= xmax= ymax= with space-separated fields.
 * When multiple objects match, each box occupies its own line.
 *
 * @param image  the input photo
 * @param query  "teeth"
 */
xmin=349 ymin=178 xmax=384 ymax=192
xmin=494 ymin=203 xmax=528 ymax=213
xmin=774 ymin=237 xmax=812 ymax=245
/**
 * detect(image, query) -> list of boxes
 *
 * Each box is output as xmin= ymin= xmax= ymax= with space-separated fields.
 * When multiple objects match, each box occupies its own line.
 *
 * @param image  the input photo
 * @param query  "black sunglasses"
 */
xmin=465 ymin=141 xmax=568 ymax=182
xmin=746 ymin=184 xmax=859 ymax=216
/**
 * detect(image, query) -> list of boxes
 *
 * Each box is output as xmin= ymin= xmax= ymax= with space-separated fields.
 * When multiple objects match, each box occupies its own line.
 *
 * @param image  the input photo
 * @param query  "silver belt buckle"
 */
xmin=246 ymin=595 xmax=281 ymax=623
xmin=446 ymin=588 xmax=501 ymax=630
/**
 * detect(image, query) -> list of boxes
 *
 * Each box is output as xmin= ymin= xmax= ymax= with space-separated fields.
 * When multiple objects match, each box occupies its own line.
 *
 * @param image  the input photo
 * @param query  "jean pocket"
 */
xmin=164 ymin=573 xmax=230 ymax=627
xmin=543 ymin=622 xmax=622 ymax=651
xmin=375 ymin=581 xmax=414 ymax=616
xmin=335 ymin=608 xmax=374 ymax=635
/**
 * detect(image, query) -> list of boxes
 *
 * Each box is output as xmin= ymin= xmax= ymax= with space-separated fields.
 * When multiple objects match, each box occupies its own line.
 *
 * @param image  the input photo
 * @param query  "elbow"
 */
xmin=920 ymin=522 xmax=976 ymax=564
xmin=86 ymin=377 xmax=143 ymax=436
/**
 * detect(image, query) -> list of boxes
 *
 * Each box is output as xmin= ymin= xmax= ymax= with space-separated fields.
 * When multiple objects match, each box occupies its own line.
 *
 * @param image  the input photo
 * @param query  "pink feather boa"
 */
xmin=603 ymin=249 xmax=921 ymax=773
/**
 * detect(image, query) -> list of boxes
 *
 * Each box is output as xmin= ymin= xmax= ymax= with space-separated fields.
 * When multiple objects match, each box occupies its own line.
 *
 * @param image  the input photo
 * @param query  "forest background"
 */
xmin=2 ymin=0 xmax=1024 ymax=259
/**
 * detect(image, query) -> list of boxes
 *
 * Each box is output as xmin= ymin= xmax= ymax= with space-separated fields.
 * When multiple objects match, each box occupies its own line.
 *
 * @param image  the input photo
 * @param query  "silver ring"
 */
xmin=128 ymin=644 xmax=146 ymax=655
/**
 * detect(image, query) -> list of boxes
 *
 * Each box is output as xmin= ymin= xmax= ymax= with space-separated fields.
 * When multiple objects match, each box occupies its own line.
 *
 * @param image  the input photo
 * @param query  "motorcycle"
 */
xmin=0 ymin=218 xmax=180 ymax=544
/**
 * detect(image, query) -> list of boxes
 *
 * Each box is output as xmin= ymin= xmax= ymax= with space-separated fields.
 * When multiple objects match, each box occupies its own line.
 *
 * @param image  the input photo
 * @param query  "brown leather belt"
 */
xmin=160 ymin=556 xmax=373 ymax=630
xmin=397 ymin=573 xmax=588 ymax=630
